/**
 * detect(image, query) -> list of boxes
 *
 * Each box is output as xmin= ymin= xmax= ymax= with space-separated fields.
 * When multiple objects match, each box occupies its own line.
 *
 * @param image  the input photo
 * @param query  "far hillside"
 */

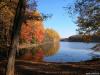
xmin=61 ymin=34 xmax=100 ymax=42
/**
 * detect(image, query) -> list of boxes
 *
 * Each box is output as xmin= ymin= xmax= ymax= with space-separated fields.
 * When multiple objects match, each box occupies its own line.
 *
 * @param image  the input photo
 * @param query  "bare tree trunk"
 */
xmin=6 ymin=0 xmax=25 ymax=75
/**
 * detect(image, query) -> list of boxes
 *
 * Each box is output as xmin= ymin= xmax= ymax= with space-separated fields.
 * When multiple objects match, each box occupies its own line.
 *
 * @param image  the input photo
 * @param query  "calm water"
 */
xmin=44 ymin=42 xmax=100 ymax=62
xmin=15 ymin=42 xmax=100 ymax=63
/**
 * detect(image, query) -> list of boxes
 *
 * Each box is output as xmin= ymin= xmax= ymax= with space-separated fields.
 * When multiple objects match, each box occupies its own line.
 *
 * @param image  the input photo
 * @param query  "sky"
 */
xmin=36 ymin=0 xmax=77 ymax=38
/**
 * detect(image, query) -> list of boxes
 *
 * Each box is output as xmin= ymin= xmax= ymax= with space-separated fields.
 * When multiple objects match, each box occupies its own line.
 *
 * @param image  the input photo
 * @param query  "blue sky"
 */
xmin=36 ymin=0 xmax=77 ymax=38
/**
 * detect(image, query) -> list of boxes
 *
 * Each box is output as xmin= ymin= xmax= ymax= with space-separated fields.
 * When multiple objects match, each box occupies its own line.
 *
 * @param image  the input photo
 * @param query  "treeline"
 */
xmin=20 ymin=10 xmax=60 ymax=44
xmin=0 ymin=0 xmax=60 ymax=47
xmin=61 ymin=34 xmax=100 ymax=42
xmin=0 ymin=1 xmax=60 ymax=75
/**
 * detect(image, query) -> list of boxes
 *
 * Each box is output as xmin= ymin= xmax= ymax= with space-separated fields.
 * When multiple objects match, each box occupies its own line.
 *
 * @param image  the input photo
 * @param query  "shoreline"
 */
xmin=0 ymin=59 xmax=100 ymax=75
xmin=92 ymin=44 xmax=100 ymax=51
xmin=18 ymin=41 xmax=59 ymax=49
xmin=0 ymin=42 xmax=100 ymax=75
xmin=60 ymin=40 xmax=100 ymax=43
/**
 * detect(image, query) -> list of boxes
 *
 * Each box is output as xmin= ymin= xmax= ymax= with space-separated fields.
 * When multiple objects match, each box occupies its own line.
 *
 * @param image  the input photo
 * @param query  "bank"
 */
xmin=0 ymin=58 xmax=100 ymax=75
xmin=92 ymin=44 xmax=100 ymax=51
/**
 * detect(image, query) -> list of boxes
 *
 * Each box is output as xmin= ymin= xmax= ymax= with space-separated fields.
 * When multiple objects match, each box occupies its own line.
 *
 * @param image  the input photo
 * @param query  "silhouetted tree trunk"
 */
xmin=6 ymin=0 xmax=25 ymax=75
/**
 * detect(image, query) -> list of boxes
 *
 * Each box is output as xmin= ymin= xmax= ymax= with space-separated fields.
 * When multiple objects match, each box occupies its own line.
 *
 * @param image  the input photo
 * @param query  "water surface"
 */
xmin=16 ymin=42 xmax=100 ymax=63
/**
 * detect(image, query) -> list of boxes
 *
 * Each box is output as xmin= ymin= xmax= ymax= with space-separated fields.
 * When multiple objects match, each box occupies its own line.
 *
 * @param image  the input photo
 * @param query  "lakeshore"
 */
xmin=0 ymin=42 xmax=100 ymax=75
xmin=0 ymin=59 xmax=100 ymax=75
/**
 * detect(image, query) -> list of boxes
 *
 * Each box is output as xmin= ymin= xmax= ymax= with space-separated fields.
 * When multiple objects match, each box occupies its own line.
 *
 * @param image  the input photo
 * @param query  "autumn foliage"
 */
xmin=20 ymin=10 xmax=60 ymax=44
xmin=20 ymin=10 xmax=45 ymax=44
xmin=82 ymin=35 xmax=92 ymax=42
xmin=44 ymin=28 xmax=60 ymax=43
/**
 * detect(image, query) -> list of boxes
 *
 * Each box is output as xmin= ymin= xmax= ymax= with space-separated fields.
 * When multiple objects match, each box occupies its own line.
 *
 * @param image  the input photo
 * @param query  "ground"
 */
xmin=0 ymin=59 xmax=100 ymax=75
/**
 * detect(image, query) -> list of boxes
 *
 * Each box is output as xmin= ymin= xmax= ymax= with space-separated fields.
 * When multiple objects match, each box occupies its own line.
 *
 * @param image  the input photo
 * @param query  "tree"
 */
xmin=0 ymin=0 xmax=17 ymax=50
xmin=44 ymin=28 xmax=60 ymax=43
xmin=6 ymin=0 xmax=26 ymax=75
xmin=20 ymin=10 xmax=45 ymax=44
xmin=6 ymin=0 xmax=38 ymax=75
xmin=67 ymin=0 xmax=100 ymax=35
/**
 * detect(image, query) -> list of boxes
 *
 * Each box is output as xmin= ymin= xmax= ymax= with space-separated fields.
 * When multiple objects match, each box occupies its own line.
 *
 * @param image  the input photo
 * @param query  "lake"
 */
xmin=16 ymin=42 xmax=100 ymax=63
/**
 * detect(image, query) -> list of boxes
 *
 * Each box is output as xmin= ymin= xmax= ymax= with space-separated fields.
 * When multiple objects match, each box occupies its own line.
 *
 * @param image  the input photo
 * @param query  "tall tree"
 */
xmin=6 ymin=0 xmax=37 ymax=75
xmin=6 ymin=0 xmax=25 ymax=75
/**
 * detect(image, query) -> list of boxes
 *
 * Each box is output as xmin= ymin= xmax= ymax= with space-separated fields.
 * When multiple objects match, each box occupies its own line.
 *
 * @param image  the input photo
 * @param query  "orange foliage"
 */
xmin=20 ymin=11 xmax=45 ymax=44
xmin=20 ymin=21 xmax=33 ymax=43
xmin=32 ymin=21 xmax=45 ymax=43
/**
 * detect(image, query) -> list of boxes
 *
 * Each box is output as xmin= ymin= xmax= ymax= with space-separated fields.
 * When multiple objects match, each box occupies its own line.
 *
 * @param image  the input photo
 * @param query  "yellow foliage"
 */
xmin=44 ymin=28 xmax=60 ymax=42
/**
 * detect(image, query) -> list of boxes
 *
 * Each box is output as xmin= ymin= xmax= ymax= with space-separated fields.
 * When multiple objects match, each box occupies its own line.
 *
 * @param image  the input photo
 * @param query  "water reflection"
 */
xmin=0 ymin=42 xmax=100 ymax=62
xmin=16 ymin=42 xmax=60 ymax=62
xmin=44 ymin=42 xmax=100 ymax=62
xmin=41 ymin=42 xmax=60 ymax=56
xmin=17 ymin=48 xmax=44 ymax=62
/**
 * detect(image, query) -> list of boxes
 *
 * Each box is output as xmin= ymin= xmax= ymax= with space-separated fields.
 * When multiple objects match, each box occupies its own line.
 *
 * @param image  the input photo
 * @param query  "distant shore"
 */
xmin=60 ymin=35 xmax=100 ymax=43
